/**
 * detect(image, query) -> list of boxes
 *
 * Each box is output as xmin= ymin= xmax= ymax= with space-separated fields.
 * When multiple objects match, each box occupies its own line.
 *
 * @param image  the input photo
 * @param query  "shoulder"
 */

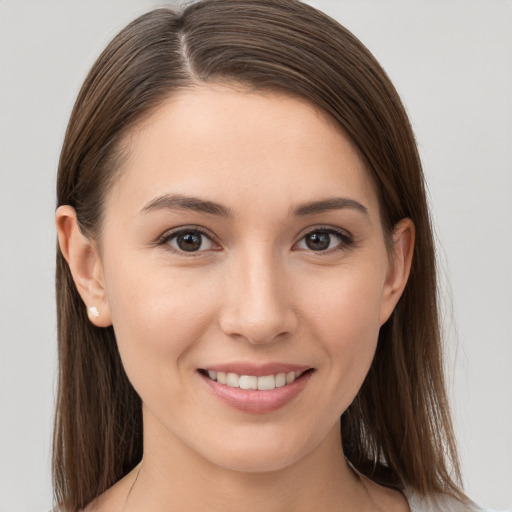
xmin=45 ymin=467 xmax=137 ymax=512
xmin=80 ymin=463 xmax=141 ymax=512
xmin=403 ymin=488 xmax=493 ymax=512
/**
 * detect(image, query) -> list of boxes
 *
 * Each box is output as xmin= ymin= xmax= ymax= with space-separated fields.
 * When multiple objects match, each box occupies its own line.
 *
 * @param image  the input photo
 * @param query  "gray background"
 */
xmin=0 ymin=1 xmax=510 ymax=510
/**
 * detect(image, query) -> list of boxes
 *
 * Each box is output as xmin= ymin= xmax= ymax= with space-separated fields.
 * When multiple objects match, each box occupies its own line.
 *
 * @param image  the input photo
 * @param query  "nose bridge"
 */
xmin=220 ymin=243 xmax=296 ymax=344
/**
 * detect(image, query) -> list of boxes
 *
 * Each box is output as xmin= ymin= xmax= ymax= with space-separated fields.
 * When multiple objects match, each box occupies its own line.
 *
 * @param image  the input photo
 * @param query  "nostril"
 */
xmin=219 ymin=310 xmax=297 ymax=345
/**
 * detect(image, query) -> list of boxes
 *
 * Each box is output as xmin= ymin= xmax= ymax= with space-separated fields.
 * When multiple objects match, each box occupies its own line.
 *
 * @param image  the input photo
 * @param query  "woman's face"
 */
xmin=90 ymin=85 xmax=410 ymax=473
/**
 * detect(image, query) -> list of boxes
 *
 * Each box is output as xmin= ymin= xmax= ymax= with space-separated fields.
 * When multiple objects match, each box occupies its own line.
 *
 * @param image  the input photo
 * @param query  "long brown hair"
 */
xmin=54 ymin=1 xmax=465 ymax=509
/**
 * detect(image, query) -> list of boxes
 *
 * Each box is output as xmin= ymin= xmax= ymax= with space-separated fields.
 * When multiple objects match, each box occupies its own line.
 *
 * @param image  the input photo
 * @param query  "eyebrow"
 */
xmin=140 ymin=194 xmax=368 ymax=218
xmin=141 ymin=194 xmax=233 ymax=217
xmin=291 ymin=197 xmax=368 ymax=217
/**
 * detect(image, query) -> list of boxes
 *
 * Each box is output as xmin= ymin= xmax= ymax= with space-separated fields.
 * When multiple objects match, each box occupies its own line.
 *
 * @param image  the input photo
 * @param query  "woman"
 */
xmin=53 ymin=0 xmax=485 ymax=510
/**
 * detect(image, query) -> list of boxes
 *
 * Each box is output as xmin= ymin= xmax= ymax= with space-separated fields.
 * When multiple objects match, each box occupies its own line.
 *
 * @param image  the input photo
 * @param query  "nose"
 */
xmin=219 ymin=250 xmax=297 ymax=345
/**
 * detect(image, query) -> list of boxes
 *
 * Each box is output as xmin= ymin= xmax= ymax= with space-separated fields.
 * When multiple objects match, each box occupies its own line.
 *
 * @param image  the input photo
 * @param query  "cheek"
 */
xmin=104 ymin=260 xmax=218 ymax=387
xmin=303 ymin=264 xmax=385 ymax=339
xmin=301 ymin=266 xmax=384 ymax=403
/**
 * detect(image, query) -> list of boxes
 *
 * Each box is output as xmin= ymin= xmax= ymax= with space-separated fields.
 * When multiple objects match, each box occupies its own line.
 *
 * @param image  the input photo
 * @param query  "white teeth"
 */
xmin=275 ymin=373 xmax=286 ymax=387
xmin=205 ymin=369 xmax=308 ymax=390
xmin=226 ymin=373 xmax=240 ymax=387
xmin=257 ymin=374 xmax=276 ymax=390
xmin=239 ymin=375 xmax=258 ymax=390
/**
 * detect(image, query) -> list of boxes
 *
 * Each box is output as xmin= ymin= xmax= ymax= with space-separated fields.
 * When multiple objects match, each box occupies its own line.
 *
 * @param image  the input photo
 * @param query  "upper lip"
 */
xmin=200 ymin=362 xmax=313 ymax=376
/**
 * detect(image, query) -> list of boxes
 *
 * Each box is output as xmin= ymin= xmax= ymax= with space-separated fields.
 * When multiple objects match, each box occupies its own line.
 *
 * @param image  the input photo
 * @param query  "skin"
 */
xmin=57 ymin=85 xmax=414 ymax=511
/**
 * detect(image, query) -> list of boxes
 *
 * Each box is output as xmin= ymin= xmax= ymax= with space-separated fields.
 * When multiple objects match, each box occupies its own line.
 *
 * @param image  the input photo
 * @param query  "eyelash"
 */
xmin=295 ymin=226 xmax=355 ymax=254
xmin=157 ymin=226 xmax=355 ymax=256
xmin=157 ymin=226 xmax=219 ymax=256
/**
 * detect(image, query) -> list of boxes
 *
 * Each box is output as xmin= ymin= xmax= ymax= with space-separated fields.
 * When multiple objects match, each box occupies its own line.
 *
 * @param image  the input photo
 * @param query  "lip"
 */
xmin=198 ymin=366 xmax=314 ymax=414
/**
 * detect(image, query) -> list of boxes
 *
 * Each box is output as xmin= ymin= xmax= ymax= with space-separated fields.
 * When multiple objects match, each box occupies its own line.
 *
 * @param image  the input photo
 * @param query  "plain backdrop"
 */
xmin=0 ymin=1 xmax=510 ymax=511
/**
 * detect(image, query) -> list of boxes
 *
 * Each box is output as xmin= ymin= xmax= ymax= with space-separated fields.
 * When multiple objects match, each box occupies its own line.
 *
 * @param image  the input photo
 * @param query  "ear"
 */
xmin=56 ymin=205 xmax=112 ymax=327
xmin=379 ymin=218 xmax=415 ymax=325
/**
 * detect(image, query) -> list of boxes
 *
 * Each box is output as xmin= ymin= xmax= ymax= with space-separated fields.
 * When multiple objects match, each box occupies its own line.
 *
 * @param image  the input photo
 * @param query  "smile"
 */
xmin=198 ymin=367 xmax=314 ymax=414
xmin=204 ymin=370 xmax=306 ymax=390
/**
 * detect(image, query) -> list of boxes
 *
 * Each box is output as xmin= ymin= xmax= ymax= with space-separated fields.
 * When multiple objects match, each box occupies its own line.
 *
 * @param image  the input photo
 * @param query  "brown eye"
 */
xmin=166 ymin=230 xmax=214 ymax=253
xmin=305 ymin=231 xmax=331 ymax=251
xmin=296 ymin=229 xmax=352 ymax=252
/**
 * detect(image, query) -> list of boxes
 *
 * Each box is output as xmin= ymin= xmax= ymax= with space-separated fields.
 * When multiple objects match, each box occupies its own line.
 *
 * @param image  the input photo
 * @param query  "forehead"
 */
xmin=108 ymin=84 xmax=380 ymax=220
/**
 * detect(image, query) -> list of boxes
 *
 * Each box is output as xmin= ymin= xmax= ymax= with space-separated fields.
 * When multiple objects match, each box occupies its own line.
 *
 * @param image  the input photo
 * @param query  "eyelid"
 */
xmin=293 ymin=225 xmax=355 ymax=252
xmin=155 ymin=224 xmax=355 ymax=255
xmin=156 ymin=225 xmax=221 ymax=255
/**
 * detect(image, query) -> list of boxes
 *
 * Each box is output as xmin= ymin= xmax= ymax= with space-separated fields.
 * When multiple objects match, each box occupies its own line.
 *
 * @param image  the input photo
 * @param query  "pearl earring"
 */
xmin=88 ymin=306 xmax=100 ymax=318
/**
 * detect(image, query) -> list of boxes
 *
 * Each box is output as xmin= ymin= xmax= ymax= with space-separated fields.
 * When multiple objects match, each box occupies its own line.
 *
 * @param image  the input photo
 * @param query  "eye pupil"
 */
xmin=305 ymin=231 xmax=331 ymax=251
xmin=177 ymin=232 xmax=202 ymax=252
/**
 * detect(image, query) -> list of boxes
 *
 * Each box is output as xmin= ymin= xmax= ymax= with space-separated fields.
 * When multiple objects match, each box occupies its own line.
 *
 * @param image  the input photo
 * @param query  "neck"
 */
xmin=124 ymin=409 xmax=369 ymax=512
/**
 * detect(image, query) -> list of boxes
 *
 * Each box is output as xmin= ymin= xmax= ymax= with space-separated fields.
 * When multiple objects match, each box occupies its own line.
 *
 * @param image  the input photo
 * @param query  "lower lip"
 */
xmin=199 ymin=370 xmax=313 ymax=414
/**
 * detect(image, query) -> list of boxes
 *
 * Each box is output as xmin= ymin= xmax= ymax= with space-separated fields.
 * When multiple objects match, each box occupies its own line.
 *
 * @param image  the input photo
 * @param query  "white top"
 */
xmin=404 ymin=488 xmax=498 ymax=512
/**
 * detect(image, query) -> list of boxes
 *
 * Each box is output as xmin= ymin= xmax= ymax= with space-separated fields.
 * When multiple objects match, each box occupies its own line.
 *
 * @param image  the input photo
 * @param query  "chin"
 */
xmin=194 ymin=426 xmax=321 ymax=474
xmin=208 ymin=447 xmax=303 ymax=474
